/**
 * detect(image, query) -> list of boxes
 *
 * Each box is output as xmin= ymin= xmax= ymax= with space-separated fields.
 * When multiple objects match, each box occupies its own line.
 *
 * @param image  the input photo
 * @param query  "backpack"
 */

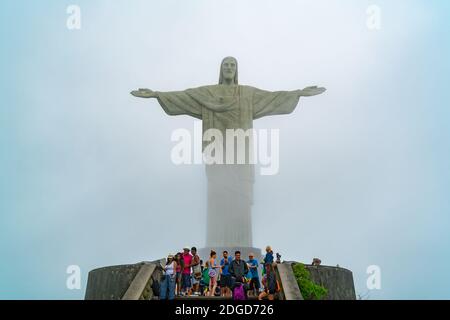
xmin=267 ymin=273 xmax=280 ymax=293
xmin=208 ymin=268 xmax=217 ymax=278
xmin=202 ymin=268 xmax=210 ymax=284
xmin=233 ymin=283 xmax=246 ymax=300
xmin=192 ymin=255 xmax=202 ymax=278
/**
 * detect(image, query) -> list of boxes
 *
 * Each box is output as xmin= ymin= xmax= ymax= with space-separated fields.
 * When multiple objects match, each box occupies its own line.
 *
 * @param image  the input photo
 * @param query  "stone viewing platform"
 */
xmin=304 ymin=264 xmax=356 ymax=300
xmin=85 ymin=260 xmax=356 ymax=300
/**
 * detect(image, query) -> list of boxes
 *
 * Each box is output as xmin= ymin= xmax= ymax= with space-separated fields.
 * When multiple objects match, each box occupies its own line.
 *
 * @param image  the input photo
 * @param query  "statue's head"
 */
xmin=219 ymin=56 xmax=238 ymax=84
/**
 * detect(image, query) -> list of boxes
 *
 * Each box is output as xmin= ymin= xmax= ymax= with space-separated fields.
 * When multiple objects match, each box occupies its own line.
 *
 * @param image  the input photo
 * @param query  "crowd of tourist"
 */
xmin=159 ymin=245 xmax=281 ymax=300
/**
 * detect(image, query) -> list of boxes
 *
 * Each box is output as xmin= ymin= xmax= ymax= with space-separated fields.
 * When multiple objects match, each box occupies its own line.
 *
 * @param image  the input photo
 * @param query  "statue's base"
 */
xmin=84 ymin=260 xmax=356 ymax=300
xmin=198 ymin=246 xmax=263 ymax=262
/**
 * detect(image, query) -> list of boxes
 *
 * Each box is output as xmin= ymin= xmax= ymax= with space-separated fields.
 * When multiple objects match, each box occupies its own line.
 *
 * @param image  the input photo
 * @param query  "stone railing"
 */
xmin=303 ymin=264 xmax=356 ymax=300
xmin=275 ymin=262 xmax=304 ymax=300
xmin=85 ymin=260 xmax=163 ymax=300
xmin=122 ymin=262 xmax=162 ymax=300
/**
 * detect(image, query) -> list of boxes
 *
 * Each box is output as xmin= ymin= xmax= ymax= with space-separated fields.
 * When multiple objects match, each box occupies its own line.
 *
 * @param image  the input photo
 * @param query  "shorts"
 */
xmin=250 ymin=277 xmax=261 ymax=291
xmin=220 ymin=274 xmax=232 ymax=288
xmin=181 ymin=273 xmax=191 ymax=290
xmin=191 ymin=274 xmax=200 ymax=285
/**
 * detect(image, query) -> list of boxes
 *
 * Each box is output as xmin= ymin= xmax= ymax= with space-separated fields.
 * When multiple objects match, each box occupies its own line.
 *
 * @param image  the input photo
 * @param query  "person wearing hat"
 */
xmin=181 ymin=246 xmax=193 ymax=296
xmin=247 ymin=252 xmax=261 ymax=297
xmin=160 ymin=254 xmax=177 ymax=300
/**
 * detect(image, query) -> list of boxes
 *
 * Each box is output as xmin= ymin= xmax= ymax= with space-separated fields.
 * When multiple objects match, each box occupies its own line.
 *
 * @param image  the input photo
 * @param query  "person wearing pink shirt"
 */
xmin=181 ymin=246 xmax=193 ymax=295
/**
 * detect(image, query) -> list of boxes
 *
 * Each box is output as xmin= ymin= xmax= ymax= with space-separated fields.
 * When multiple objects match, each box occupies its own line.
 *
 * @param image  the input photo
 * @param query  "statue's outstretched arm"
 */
xmin=130 ymin=87 xmax=203 ymax=119
xmin=296 ymin=86 xmax=326 ymax=97
xmin=130 ymin=88 xmax=158 ymax=98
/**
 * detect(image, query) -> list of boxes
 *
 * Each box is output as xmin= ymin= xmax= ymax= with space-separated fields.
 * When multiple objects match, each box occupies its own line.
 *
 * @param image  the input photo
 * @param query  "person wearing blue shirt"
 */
xmin=264 ymin=246 xmax=274 ymax=265
xmin=247 ymin=253 xmax=261 ymax=297
xmin=220 ymin=251 xmax=233 ymax=297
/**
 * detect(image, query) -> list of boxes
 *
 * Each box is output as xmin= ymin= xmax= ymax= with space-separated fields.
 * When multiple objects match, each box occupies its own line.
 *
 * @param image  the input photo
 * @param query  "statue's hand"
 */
xmin=130 ymin=88 xmax=157 ymax=98
xmin=300 ymin=86 xmax=326 ymax=97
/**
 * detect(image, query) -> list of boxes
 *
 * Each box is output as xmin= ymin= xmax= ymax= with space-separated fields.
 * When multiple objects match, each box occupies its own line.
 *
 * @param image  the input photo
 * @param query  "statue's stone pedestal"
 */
xmin=198 ymin=246 xmax=263 ymax=262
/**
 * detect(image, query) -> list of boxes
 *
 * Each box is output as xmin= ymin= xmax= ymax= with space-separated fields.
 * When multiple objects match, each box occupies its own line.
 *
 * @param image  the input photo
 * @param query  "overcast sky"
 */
xmin=1 ymin=0 xmax=449 ymax=299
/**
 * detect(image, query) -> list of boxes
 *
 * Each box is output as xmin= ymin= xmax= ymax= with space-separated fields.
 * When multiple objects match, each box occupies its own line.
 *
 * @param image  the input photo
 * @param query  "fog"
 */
xmin=1 ymin=0 xmax=450 ymax=299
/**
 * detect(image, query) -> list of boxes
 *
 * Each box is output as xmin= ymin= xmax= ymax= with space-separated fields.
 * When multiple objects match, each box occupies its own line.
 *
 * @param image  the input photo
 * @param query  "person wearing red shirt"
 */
xmin=181 ymin=246 xmax=193 ymax=295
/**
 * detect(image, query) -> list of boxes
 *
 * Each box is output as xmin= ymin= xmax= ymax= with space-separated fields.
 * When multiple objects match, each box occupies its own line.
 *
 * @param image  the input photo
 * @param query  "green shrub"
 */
xmin=292 ymin=263 xmax=328 ymax=300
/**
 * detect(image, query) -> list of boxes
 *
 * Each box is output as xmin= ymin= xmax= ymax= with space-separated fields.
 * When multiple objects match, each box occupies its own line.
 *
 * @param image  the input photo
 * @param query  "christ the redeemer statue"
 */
xmin=131 ymin=57 xmax=325 ymax=255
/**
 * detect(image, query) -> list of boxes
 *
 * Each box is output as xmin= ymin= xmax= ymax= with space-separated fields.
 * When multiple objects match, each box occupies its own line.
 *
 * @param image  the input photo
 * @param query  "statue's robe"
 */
xmin=156 ymin=85 xmax=301 ymax=247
